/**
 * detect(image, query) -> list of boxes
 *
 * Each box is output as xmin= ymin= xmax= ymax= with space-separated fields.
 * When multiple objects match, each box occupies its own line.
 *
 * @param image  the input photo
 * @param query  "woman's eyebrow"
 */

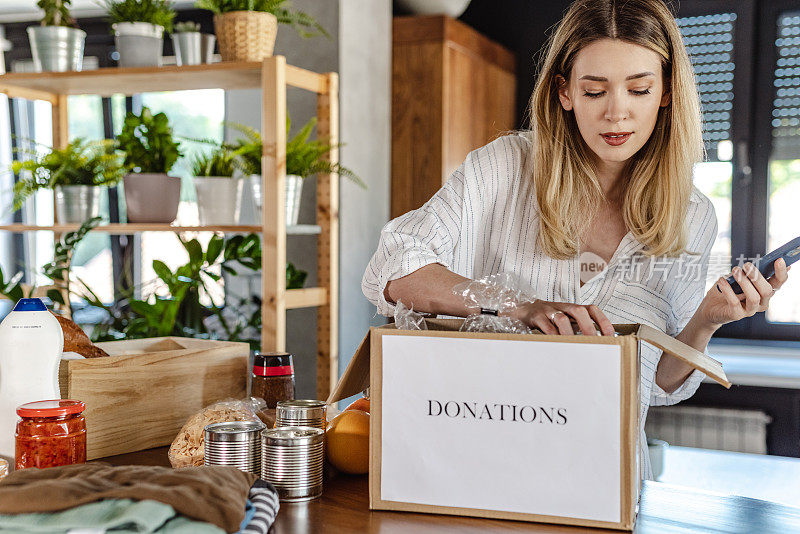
xmin=578 ymin=72 xmax=656 ymax=81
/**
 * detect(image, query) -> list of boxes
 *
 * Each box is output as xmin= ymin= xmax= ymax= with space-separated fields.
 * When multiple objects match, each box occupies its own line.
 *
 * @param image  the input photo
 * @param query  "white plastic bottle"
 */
xmin=0 ymin=298 xmax=63 ymax=460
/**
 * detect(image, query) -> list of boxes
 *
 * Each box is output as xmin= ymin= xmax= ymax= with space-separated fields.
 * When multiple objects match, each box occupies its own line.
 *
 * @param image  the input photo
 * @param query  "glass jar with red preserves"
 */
xmin=15 ymin=399 xmax=87 ymax=470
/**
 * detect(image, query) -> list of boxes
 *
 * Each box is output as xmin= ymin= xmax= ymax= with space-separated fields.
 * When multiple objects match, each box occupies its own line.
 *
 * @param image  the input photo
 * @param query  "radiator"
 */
xmin=645 ymin=406 xmax=772 ymax=454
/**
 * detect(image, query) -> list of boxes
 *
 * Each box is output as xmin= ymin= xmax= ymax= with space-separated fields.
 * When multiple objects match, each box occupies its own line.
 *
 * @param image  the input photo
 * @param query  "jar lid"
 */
xmin=254 ymin=352 xmax=293 ymax=376
xmin=17 ymin=399 xmax=85 ymax=418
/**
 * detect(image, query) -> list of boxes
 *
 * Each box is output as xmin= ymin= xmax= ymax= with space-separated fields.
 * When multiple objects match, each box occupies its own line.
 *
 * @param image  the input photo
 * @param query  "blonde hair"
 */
xmin=527 ymin=0 xmax=702 ymax=259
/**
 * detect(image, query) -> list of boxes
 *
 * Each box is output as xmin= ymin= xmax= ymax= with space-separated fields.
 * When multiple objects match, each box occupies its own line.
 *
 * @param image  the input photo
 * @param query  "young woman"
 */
xmin=362 ymin=0 xmax=790 ymax=479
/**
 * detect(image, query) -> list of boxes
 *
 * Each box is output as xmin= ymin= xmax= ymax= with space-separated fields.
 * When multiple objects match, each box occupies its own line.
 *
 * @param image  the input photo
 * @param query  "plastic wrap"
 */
xmin=168 ymin=397 xmax=267 ymax=468
xmin=393 ymin=300 xmax=428 ymax=331
xmin=453 ymin=273 xmax=535 ymax=334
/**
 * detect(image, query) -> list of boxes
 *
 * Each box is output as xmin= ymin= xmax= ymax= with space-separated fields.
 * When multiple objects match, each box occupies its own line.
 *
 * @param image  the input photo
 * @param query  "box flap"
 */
xmin=636 ymin=324 xmax=731 ymax=388
xmin=327 ymin=330 xmax=371 ymax=404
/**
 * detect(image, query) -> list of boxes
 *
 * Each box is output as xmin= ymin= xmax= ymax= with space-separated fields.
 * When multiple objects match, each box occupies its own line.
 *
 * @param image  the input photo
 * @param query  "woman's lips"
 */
xmin=601 ymin=132 xmax=632 ymax=146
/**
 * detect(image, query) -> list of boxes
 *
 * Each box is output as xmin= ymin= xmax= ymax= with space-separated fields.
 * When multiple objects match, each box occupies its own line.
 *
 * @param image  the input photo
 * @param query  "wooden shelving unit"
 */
xmin=0 ymin=58 xmax=340 ymax=399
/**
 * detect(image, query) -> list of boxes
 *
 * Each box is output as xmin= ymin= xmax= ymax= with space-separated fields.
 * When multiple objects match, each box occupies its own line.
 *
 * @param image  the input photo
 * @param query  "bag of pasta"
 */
xmin=168 ymin=398 xmax=266 ymax=468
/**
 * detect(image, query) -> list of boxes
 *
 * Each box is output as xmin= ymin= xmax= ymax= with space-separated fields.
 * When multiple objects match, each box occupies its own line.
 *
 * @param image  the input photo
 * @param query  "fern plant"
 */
xmin=104 ymin=0 xmax=176 ymax=31
xmin=10 ymin=138 xmax=124 ymax=212
xmin=37 ymin=0 xmax=76 ymax=27
xmin=190 ymin=147 xmax=236 ymax=177
xmin=227 ymin=118 xmax=365 ymax=187
xmin=194 ymin=0 xmax=328 ymax=38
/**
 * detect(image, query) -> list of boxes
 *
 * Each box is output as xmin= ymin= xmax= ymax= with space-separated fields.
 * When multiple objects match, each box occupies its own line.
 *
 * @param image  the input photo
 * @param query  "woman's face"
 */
xmin=557 ymin=38 xmax=671 ymax=170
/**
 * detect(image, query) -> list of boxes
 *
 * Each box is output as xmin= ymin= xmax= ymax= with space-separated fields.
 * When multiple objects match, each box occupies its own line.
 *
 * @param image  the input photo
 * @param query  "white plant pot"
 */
xmin=248 ymin=174 xmax=304 ymax=225
xmin=194 ymin=176 xmax=244 ymax=225
xmin=113 ymin=22 xmax=164 ymax=67
xmin=395 ymin=0 xmax=471 ymax=17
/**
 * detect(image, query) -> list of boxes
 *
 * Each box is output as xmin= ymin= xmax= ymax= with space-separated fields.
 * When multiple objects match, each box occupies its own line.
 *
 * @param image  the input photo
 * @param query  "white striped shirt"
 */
xmin=362 ymin=133 xmax=717 ymax=480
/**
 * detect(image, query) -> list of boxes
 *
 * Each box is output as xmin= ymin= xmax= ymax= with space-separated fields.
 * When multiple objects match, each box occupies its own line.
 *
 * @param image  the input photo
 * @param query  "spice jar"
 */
xmin=15 ymin=399 xmax=87 ymax=470
xmin=252 ymin=352 xmax=295 ymax=409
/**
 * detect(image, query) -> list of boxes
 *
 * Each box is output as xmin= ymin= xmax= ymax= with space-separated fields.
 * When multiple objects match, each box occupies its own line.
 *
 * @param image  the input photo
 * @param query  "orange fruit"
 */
xmin=326 ymin=409 xmax=369 ymax=474
xmin=344 ymin=397 xmax=370 ymax=414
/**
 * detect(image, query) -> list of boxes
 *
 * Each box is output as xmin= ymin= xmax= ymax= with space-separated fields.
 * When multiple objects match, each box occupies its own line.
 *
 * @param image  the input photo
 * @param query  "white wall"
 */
xmin=224 ymin=0 xmax=391 ymax=399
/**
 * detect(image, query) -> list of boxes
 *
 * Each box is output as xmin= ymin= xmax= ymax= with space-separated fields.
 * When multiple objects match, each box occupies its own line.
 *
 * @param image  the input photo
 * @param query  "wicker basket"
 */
xmin=214 ymin=11 xmax=278 ymax=62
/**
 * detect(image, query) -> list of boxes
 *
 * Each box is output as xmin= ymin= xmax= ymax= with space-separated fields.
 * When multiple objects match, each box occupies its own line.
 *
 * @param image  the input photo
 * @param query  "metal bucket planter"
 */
xmin=194 ymin=176 xmax=243 ymax=225
xmin=27 ymin=26 xmax=86 ymax=72
xmin=249 ymin=174 xmax=304 ymax=225
xmin=123 ymin=173 xmax=181 ymax=223
xmin=54 ymin=185 xmax=101 ymax=224
xmin=113 ymin=22 xmax=164 ymax=68
xmin=172 ymin=31 xmax=217 ymax=66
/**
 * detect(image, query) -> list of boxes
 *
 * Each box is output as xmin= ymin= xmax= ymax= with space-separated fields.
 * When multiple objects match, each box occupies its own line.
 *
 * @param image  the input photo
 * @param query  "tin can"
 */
xmin=204 ymin=421 xmax=265 ymax=476
xmin=275 ymin=400 xmax=326 ymax=430
xmin=261 ymin=426 xmax=324 ymax=501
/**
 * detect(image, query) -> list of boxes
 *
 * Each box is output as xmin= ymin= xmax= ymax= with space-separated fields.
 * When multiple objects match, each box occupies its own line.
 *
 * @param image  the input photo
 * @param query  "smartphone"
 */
xmin=718 ymin=235 xmax=800 ymax=295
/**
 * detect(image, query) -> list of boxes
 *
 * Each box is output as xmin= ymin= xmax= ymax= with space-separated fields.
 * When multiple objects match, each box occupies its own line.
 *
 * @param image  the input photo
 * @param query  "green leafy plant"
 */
xmin=116 ymin=107 xmax=182 ymax=174
xmin=194 ymin=0 xmax=328 ymax=39
xmin=286 ymin=261 xmax=306 ymax=290
xmin=190 ymin=147 xmax=235 ymax=177
xmin=10 ymin=138 xmax=124 ymax=212
xmin=227 ymin=118 xmax=365 ymax=187
xmin=173 ymin=20 xmax=200 ymax=32
xmin=104 ymin=0 xmax=176 ymax=31
xmin=37 ymin=0 xmax=76 ymax=27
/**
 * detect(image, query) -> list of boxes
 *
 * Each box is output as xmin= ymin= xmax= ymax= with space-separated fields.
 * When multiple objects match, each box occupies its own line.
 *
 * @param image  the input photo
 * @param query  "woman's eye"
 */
xmin=631 ymin=88 xmax=652 ymax=95
xmin=583 ymin=91 xmax=604 ymax=98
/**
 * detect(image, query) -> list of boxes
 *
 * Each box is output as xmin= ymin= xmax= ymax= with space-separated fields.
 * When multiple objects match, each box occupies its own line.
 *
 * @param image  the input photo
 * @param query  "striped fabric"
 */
xmin=239 ymin=480 xmax=279 ymax=534
xmin=362 ymin=133 xmax=718 ymax=480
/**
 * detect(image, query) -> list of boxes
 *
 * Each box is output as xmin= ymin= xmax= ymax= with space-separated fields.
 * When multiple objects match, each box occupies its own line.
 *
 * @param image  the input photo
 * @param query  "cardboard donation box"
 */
xmin=59 ymin=337 xmax=248 ymax=460
xmin=328 ymin=319 xmax=730 ymax=531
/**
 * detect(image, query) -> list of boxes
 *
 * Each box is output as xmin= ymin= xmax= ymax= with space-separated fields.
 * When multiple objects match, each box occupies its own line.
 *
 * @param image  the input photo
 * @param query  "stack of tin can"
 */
xmin=203 ymin=421 xmax=266 ymax=476
xmin=261 ymin=426 xmax=325 ymax=501
xmin=275 ymin=400 xmax=327 ymax=430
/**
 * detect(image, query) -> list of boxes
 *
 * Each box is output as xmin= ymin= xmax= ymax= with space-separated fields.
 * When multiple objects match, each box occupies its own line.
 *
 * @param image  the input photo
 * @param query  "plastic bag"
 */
xmin=453 ymin=272 xmax=535 ymax=334
xmin=168 ymin=397 xmax=267 ymax=468
xmin=393 ymin=300 xmax=428 ymax=331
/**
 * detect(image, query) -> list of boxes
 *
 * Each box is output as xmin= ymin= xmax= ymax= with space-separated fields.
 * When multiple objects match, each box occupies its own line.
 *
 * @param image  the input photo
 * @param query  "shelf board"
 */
xmin=0 ymin=223 xmax=322 ymax=235
xmin=285 ymin=287 xmax=328 ymax=309
xmin=0 ymin=59 xmax=328 ymax=101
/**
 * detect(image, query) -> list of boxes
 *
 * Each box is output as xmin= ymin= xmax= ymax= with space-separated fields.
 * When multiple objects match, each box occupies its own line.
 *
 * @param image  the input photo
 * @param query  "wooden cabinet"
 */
xmin=391 ymin=15 xmax=517 ymax=218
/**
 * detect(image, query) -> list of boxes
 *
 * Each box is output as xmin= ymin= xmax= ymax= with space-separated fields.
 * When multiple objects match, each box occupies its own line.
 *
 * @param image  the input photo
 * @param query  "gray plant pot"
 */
xmin=113 ymin=22 xmax=164 ymax=68
xmin=27 ymin=26 xmax=86 ymax=72
xmin=123 ymin=173 xmax=181 ymax=223
xmin=249 ymin=173 xmax=304 ymax=225
xmin=172 ymin=31 xmax=201 ymax=66
xmin=200 ymin=33 xmax=216 ymax=63
xmin=194 ymin=176 xmax=243 ymax=224
xmin=54 ymin=185 xmax=101 ymax=224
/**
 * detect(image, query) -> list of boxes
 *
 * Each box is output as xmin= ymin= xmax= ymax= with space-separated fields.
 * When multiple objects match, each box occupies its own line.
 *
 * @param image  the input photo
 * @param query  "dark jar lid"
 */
xmin=254 ymin=351 xmax=294 ymax=377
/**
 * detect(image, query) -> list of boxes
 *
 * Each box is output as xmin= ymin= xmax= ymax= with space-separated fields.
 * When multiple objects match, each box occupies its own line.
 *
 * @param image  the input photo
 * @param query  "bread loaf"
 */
xmin=52 ymin=312 xmax=109 ymax=359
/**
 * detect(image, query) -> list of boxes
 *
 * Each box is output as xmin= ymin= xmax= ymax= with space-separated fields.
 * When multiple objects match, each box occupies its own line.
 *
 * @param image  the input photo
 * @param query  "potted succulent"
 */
xmin=27 ymin=0 xmax=86 ymax=72
xmin=190 ymin=147 xmax=243 ymax=225
xmin=10 ymin=138 xmax=124 ymax=223
xmin=116 ymin=107 xmax=183 ymax=223
xmin=230 ymin=117 xmax=364 ymax=226
xmin=194 ymin=0 xmax=329 ymax=62
xmin=171 ymin=20 xmax=216 ymax=66
xmin=104 ymin=0 xmax=176 ymax=67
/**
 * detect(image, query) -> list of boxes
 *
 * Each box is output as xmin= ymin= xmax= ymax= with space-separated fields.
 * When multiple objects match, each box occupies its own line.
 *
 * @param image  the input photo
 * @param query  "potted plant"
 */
xmin=10 ymin=138 xmax=123 ymax=223
xmin=27 ymin=0 xmax=86 ymax=72
xmin=171 ymin=20 xmax=216 ymax=66
xmin=190 ymin=147 xmax=243 ymax=225
xmin=116 ymin=106 xmax=183 ymax=223
xmin=230 ymin=117 xmax=364 ymax=226
xmin=194 ymin=0 xmax=329 ymax=62
xmin=104 ymin=0 xmax=176 ymax=67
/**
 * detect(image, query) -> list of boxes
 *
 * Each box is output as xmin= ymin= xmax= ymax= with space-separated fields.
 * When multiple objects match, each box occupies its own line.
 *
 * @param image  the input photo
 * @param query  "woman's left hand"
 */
xmin=698 ymin=258 xmax=791 ymax=328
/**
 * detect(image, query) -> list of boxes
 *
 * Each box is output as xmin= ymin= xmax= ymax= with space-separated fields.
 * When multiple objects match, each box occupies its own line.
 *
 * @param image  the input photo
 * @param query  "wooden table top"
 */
xmin=104 ymin=447 xmax=800 ymax=533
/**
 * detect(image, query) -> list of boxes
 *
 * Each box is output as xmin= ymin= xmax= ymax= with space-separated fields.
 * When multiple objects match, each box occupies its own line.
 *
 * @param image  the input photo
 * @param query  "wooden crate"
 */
xmin=58 ymin=337 xmax=249 ymax=460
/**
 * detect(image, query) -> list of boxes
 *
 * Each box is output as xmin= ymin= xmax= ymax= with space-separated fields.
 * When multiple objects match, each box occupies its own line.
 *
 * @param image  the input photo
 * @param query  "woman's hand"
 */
xmin=505 ymin=300 xmax=617 ymax=336
xmin=699 ymin=258 xmax=791 ymax=328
